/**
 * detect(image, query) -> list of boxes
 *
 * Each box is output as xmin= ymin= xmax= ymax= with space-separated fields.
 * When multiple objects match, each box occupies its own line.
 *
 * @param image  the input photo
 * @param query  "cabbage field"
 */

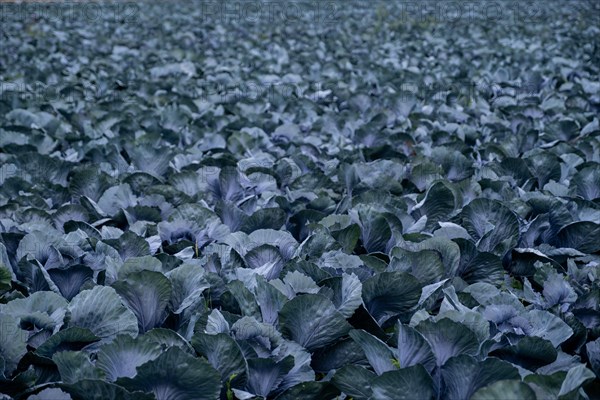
xmin=0 ymin=1 xmax=599 ymax=399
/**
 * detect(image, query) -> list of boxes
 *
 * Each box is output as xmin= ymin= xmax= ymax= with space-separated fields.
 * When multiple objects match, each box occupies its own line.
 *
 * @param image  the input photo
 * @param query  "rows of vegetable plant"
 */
xmin=0 ymin=1 xmax=599 ymax=399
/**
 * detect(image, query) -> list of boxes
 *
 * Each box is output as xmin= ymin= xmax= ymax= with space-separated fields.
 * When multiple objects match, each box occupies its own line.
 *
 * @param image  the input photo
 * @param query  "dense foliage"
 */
xmin=1 ymin=1 xmax=599 ymax=399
